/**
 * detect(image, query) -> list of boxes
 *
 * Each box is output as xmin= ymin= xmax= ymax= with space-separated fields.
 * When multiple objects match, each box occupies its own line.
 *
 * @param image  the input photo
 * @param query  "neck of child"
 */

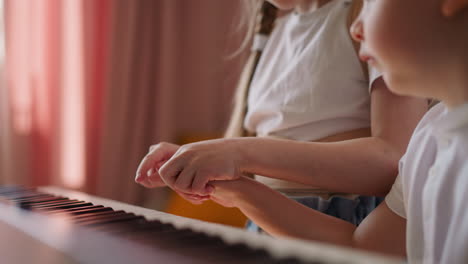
xmin=441 ymin=70 xmax=468 ymax=109
xmin=438 ymin=8 xmax=468 ymax=109
xmin=295 ymin=0 xmax=332 ymax=14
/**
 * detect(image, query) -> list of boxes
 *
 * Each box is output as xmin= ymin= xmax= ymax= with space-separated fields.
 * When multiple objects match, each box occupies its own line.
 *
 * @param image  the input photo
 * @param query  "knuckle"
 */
xmin=179 ymin=145 xmax=198 ymax=157
xmin=178 ymin=146 xmax=190 ymax=156
xmin=150 ymin=142 xmax=169 ymax=152
xmin=158 ymin=142 xmax=169 ymax=148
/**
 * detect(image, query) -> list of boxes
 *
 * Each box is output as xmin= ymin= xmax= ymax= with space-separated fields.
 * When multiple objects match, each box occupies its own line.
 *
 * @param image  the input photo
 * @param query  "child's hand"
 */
xmin=158 ymin=138 xmax=245 ymax=196
xmin=175 ymin=191 xmax=210 ymax=205
xmin=135 ymin=142 xmax=180 ymax=188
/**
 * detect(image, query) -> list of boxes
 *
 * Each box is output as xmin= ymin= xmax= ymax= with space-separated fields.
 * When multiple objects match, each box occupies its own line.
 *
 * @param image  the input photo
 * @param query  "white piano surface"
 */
xmin=0 ymin=186 xmax=404 ymax=264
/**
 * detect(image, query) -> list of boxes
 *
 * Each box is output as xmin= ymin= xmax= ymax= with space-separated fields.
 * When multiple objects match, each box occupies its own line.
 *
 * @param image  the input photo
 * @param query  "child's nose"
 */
xmin=350 ymin=18 xmax=364 ymax=42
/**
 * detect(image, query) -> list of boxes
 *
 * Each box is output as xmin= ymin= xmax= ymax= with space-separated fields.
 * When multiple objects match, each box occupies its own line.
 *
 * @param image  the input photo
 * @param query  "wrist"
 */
xmin=226 ymin=137 xmax=254 ymax=176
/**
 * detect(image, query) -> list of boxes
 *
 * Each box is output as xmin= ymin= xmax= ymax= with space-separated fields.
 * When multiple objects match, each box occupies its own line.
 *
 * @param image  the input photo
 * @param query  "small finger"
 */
xmin=137 ymin=178 xmax=154 ymax=188
xmin=135 ymin=172 xmax=145 ymax=183
xmin=149 ymin=144 xmax=157 ymax=152
xmin=177 ymin=192 xmax=204 ymax=205
xmin=135 ymin=155 xmax=155 ymax=182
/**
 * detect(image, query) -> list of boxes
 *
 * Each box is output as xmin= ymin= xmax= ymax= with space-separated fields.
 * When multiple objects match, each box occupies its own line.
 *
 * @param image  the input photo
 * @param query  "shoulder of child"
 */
xmin=413 ymin=103 xmax=446 ymax=132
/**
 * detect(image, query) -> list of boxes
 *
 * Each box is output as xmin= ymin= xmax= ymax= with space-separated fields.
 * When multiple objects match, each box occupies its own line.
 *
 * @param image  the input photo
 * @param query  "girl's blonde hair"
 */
xmin=225 ymin=1 xmax=274 ymax=138
xmin=235 ymin=0 xmax=263 ymax=57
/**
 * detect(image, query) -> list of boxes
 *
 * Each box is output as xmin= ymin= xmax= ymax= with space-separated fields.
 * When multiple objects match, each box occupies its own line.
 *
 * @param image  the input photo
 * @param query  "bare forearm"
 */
xmin=233 ymin=178 xmax=357 ymax=246
xmin=212 ymin=177 xmax=406 ymax=257
xmin=236 ymin=137 xmax=399 ymax=196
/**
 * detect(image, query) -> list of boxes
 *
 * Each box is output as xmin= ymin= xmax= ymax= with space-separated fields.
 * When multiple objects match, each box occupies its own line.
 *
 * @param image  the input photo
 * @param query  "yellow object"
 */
xmin=165 ymin=190 xmax=248 ymax=228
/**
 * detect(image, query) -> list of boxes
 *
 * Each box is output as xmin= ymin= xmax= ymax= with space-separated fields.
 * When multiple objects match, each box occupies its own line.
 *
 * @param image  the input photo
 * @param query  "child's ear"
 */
xmin=442 ymin=0 xmax=468 ymax=17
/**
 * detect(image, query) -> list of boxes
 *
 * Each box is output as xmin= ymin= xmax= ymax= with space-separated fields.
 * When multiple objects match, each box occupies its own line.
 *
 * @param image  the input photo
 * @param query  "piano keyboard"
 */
xmin=0 ymin=185 xmax=402 ymax=264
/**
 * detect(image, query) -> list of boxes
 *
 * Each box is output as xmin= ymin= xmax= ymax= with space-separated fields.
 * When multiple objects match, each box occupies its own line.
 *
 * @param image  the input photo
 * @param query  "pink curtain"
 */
xmin=1 ymin=0 xmax=246 ymax=209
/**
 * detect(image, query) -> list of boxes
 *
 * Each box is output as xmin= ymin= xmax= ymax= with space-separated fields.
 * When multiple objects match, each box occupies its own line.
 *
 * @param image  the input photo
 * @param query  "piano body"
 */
xmin=0 ymin=186 xmax=403 ymax=264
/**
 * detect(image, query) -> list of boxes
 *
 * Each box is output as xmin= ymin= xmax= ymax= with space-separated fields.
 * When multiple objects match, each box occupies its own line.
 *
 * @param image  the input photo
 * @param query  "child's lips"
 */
xmin=359 ymin=53 xmax=373 ymax=62
xmin=359 ymin=53 xmax=378 ymax=67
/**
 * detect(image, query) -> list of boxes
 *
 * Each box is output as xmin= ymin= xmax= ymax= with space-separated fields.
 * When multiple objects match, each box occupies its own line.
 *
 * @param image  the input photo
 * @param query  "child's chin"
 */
xmin=390 ymin=86 xmax=410 ymax=96
xmin=391 ymin=86 xmax=423 ymax=99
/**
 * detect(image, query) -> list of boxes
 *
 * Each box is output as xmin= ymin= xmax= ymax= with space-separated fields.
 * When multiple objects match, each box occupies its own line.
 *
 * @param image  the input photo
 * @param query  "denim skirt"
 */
xmin=246 ymin=195 xmax=384 ymax=233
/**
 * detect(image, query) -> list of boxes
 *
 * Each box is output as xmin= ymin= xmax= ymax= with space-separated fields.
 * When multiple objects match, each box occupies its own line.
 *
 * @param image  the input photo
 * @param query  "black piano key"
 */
xmin=17 ymin=196 xmax=66 ymax=204
xmin=49 ymin=206 xmax=111 ymax=216
xmin=34 ymin=202 xmax=94 ymax=211
xmin=19 ymin=198 xmax=72 ymax=209
xmin=30 ymin=199 xmax=79 ymax=208
xmin=77 ymin=214 xmax=145 ymax=227
xmin=71 ymin=210 xmax=127 ymax=221
xmin=72 ymin=210 xmax=124 ymax=219
xmin=44 ymin=205 xmax=110 ymax=215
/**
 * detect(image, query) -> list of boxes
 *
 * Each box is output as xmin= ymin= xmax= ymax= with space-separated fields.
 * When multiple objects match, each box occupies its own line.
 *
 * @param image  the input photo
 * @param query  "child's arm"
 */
xmin=136 ymin=81 xmax=427 ymax=196
xmin=211 ymin=176 xmax=406 ymax=257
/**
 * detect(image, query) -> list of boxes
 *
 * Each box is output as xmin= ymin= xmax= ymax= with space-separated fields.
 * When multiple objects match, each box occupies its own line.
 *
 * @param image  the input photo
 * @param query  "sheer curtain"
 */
xmin=0 ymin=0 xmax=3 ymax=63
xmin=0 ymin=0 xmax=6 ymax=181
xmin=0 ymin=0 xmax=245 ymax=209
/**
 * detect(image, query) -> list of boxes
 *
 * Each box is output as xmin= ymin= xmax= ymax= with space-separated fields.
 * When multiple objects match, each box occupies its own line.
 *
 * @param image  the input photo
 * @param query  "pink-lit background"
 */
xmin=0 ymin=0 xmax=246 ymax=210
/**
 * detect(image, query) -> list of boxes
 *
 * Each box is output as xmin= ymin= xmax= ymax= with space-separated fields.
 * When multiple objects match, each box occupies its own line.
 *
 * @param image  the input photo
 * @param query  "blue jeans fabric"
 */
xmin=246 ymin=195 xmax=383 ymax=233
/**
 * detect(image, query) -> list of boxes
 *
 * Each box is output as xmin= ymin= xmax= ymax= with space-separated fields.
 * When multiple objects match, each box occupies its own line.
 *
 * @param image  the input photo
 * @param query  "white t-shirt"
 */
xmin=245 ymin=0 xmax=380 ymax=140
xmin=386 ymin=103 xmax=468 ymax=264
xmin=245 ymin=0 xmax=381 ymax=192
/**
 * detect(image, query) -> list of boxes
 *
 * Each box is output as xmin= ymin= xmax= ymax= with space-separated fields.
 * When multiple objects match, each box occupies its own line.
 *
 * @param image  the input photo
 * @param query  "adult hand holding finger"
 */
xmin=159 ymin=138 xmax=246 ymax=196
xmin=135 ymin=142 xmax=180 ymax=188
